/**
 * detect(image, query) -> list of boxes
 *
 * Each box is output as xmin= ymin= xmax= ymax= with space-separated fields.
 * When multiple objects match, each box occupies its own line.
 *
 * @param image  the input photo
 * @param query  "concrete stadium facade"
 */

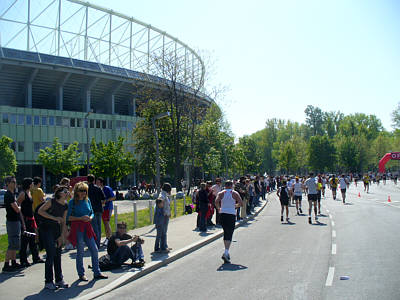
xmin=0 ymin=0 xmax=212 ymax=190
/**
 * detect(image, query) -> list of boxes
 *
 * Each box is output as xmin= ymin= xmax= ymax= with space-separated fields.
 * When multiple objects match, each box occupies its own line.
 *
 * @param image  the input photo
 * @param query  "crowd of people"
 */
xmin=2 ymin=174 xmax=145 ymax=290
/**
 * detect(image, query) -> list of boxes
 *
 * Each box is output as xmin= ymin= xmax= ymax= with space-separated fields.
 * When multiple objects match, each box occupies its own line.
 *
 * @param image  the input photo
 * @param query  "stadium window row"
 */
xmin=2 ymin=113 xmax=134 ymax=130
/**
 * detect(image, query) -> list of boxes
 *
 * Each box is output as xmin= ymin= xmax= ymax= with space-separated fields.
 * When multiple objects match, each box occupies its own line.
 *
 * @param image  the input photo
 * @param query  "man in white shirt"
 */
xmin=305 ymin=173 xmax=318 ymax=224
xmin=292 ymin=177 xmax=303 ymax=215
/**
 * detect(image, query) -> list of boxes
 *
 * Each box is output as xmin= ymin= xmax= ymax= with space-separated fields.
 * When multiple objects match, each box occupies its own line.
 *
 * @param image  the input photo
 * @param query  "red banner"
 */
xmin=379 ymin=152 xmax=400 ymax=173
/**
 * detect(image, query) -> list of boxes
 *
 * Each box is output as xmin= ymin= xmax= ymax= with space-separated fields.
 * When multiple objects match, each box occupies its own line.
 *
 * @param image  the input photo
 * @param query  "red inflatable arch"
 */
xmin=378 ymin=152 xmax=400 ymax=173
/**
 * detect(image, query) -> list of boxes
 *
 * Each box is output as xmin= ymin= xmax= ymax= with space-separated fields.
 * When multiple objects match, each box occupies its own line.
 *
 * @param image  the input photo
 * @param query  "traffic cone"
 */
xmin=358 ymin=192 xmax=361 ymax=198
xmin=388 ymin=196 xmax=391 ymax=203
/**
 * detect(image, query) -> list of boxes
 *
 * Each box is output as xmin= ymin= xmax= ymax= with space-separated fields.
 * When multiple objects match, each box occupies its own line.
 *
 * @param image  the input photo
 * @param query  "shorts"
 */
xmin=102 ymin=209 xmax=113 ymax=222
xmin=308 ymin=194 xmax=317 ymax=202
xmin=6 ymin=221 xmax=21 ymax=250
xmin=220 ymin=213 xmax=236 ymax=241
xmin=294 ymin=195 xmax=302 ymax=201
xmin=341 ymin=189 xmax=346 ymax=194
xmin=280 ymin=198 xmax=289 ymax=206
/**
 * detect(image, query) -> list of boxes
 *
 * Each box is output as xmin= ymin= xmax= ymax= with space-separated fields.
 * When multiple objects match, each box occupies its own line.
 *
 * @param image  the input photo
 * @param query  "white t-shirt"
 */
xmin=220 ymin=189 xmax=236 ymax=215
xmin=305 ymin=177 xmax=317 ymax=195
xmin=339 ymin=178 xmax=347 ymax=189
xmin=293 ymin=182 xmax=303 ymax=196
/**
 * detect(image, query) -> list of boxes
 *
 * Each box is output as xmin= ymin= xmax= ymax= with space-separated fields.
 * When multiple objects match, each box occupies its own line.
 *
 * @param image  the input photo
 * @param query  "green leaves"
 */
xmin=0 ymin=136 xmax=17 ymax=179
xmin=90 ymin=136 xmax=135 ymax=181
xmin=36 ymin=138 xmax=82 ymax=176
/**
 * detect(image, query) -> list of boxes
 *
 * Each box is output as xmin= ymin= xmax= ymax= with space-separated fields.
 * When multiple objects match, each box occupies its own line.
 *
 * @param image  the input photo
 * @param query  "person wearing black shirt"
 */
xmin=198 ymin=183 xmax=208 ymax=232
xmin=107 ymin=222 xmax=144 ymax=267
xmin=18 ymin=178 xmax=44 ymax=267
xmin=87 ymin=174 xmax=105 ymax=249
xmin=2 ymin=176 xmax=24 ymax=273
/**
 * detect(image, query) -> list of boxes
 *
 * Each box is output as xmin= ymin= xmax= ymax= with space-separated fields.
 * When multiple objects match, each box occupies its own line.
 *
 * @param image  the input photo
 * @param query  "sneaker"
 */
xmin=33 ymin=258 xmax=45 ymax=264
xmin=221 ymin=253 xmax=230 ymax=264
xmin=55 ymin=280 xmax=69 ymax=288
xmin=79 ymin=275 xmax=89 ymax=282
xmin=94 ymin=273 xmax=108 ymax=280
xmin=2 ymin=265 xmax=17 ymax=273
xmin=45 ymin=282 xmax=58 ymax=290
xmin=299 ymin=208 xmax=303 ymax=214
xmin=281 ymin=216 xmax=283 ymax=222
xmin=308 ymin=217 xmax=312 ymax=224
xmin=20 ymin=261 xmax=31 ymax=268
xmin=11 ymin=263 xmax=24 ymax=270
xmin=286 ymin=217 xmax=289 ymax=222
xmin=315 ymin=216 xmax=318 ymax=221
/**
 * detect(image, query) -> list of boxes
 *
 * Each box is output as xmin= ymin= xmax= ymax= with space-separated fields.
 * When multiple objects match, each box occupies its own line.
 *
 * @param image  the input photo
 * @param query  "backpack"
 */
xmin=98 ymin=254 xmax=119 ymax=271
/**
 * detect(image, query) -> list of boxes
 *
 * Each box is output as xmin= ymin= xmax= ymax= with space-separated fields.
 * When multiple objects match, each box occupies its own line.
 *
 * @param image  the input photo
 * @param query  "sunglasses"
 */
xmin=78 ymin=189 xmax=87 ymax=193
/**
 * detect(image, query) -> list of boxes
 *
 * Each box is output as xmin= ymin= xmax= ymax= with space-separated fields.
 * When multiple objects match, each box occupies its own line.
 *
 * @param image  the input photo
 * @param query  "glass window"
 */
xmin=34 ymin=142 xmax=40 ymax=152
xmin=33 ymin=116 xmax=39 ymax=125
xmin=116 ymin=120 xmax=121 ymax=129
xmin=108 ymin=120 xmax=113 ymax=129
xmin=10 ymin=114 xmax=16 ymax=124
xmin=18 ymin=115 xmax=24 ymax=125
xmin=121 ymin=121 xmax=127 ymax=129
xmin=84 ymin=119 xmax=88 ymax=128
xmin=56 ymin=116 xmax=62 ymax=126
xmin=90 ymin=119 xmax=95 ymax=128
xmin=41 ymin=142 xmax=48 ymax=149
xmin=18 ymin=141 xmax=24 ymax=152
xmin=2 ymin=113 xmax=8 ymax=123
xmin=9 ymin=142 xmax=15 ymax=151
xmin=127 ymin=122 xmax=133 ymax=131
xmin=96 ymin=120 xmax=100 ymax=129
xmin=77 ymin=118 xmax=82 ymax=128
xmin=26 ymin=115 xmax=32 ymax=125
xmin=70 ymin=118 xmax=75 ymax=127
xmin=102 ymin=120 xmax=106 ymax=129
xmin=62 ymin=118 xmax=69 ymax=127
xmin=41 ymin=116 xmax=47 ymax=126
xmin=49 ymin=116 xmax=55 ymax=126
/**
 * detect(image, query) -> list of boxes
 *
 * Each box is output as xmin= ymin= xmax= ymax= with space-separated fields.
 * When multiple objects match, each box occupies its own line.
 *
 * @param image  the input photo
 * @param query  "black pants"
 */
xmin=41 ymin=228 xmax=63 ymax=283
xmin=20 ymin=223 xmax=39 ymax=263
xmin=220 ymin=213 xmax=236 ymax=241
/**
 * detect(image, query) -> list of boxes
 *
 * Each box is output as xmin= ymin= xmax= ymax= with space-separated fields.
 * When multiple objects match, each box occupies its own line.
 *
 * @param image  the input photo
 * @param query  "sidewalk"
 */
xmin=0 ymin=195 xmax=270 ymax=300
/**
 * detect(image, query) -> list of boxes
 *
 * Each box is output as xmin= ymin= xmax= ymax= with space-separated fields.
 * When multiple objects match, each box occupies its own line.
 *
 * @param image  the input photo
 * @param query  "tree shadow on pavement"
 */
xmin=217 ymin=263 xmax=248 ymax=272
xmin=24 ymin=279 xmax=96 ymax=300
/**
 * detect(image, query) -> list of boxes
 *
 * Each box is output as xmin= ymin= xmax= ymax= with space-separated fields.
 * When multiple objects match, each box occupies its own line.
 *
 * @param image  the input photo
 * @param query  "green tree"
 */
xmin=90 ymin=136 xmax=135 ymax=181
xmin=391 ymin=102 xmax=400 ymax=129
xmin=305 ymin=105 xmax=324 ymax=135
xmin=308 ymin=135 xmax=336 ymax=172
xmin=37 ymin=137 xmax=82 ymax=178
xmin=237 ymin=136 xmax=261 ymax=174
xmin=277 ymin=141 xmax=297 ymax=174
xmin=0 ymin=136 xmax=17 ymax=179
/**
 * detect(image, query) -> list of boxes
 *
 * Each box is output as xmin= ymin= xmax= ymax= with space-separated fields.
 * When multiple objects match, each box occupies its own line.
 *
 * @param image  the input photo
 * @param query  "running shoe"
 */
xmin=2 ymin=265 xmax=17 ymax=273
xmin=299 ymin=208 xmax=303 ymax=214
xmin=45 ymin=282 xmax=58 ymax=290
xmin=286 ymin=217 xmax=289 ymax=222
xmin=281 ymin=216 xmax=283 ymax=222
xmin=308 ymin=217 xmax=312 ymax=224
xmin=221 ymin=253 xmax=230 ymax=264
xmin=55 ymin=280 xmax=69 ymax=288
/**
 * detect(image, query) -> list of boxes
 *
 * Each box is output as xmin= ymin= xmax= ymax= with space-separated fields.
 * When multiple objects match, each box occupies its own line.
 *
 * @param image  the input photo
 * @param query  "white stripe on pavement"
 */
xmin=326 ymin=267 xmax=335 ymax=286
xmin=331 ymin=220 xmax=335 ymax=227
xmin=329 ymin=214 xmax=333 ymax=219
xmin=332 ymin=244 xmax=337 ymax=255
xmin=332 ymin=230 xmax=336 ymax=238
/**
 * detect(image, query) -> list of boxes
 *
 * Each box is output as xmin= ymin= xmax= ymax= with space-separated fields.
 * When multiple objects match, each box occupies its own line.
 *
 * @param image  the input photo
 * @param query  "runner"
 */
xmin=321 ymin=175 xmax=327 ymax=198
xmin=292 ymin=177 xmax=303 ymax=215
xmin=215 ymin=181 xmax=243 ymax=264
xmin=305 ymin=173 xmax=318 ymax=224
xmin=316 ymin=175 xmax=323 ymax=214
xmin=277 ymin=180 xmax=290 ymax=222
xmin=339 ymin=174 xmax=348 ymax=204
xmin=363 ymin=174 xmax=370 ymax=193
xmin=329 ymin=175 xmax=338 ymax=200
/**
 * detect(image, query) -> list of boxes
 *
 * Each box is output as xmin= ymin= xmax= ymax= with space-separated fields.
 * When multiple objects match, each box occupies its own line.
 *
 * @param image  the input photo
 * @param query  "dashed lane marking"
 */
xmin=332 ymin=244 xmax=337 ymax=255
xmin=326 ymin=267 xmax=335 ymax=286
xmin=331 ymin=220 xmax=335 ymax=227
xmin=332 ymin=230 xmax=336 ymax=238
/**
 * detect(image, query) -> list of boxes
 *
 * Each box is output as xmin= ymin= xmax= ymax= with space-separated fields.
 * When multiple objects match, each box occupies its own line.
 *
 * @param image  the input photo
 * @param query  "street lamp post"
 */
xmin=152 ymin=111 xmax=170 ymax=195
xmin=84 ymin=111 xmax=91 ymax=175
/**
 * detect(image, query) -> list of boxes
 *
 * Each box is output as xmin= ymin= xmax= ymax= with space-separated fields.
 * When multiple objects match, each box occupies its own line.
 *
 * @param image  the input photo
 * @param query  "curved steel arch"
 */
xmin=0 ymin=0 xmax=205 ymax=89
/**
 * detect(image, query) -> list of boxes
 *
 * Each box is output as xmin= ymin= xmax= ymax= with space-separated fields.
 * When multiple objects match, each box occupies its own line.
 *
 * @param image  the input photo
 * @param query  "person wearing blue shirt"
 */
xmin=96 ymin=177 xmax=115 ymax=246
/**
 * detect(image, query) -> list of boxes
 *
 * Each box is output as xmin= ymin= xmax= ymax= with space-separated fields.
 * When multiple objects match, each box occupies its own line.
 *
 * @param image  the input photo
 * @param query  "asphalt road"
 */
xmin=98 ymin=182 xmax=400 ymax=300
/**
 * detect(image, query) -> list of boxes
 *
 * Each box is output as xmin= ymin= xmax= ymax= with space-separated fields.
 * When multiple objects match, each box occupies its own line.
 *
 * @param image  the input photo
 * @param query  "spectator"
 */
xmin=2 ymin=176 xmax=23 ymax=272
xmin=198 ymin=183 xmax=208 ymax=232
xmin=107 ymin=222 xmax=144 ymax=268
xmin=154 ymin=198 xmax=165 ymax=252
xmin=38 ymin=186 xmax=70 ymax=289
xmin=67 ymin=181 xmax=107 ymax=281
xmin=158 ymin=183 xmax=172 ymax=253
xmin=96 ymin=177 xmax=115 ymax=246
xmin=87 ymin=174 xmax=105 ymax=249
xmin=18 ymin=177 xmax=44 ymax=267
xmin=211 ymin=178 xmax=223 ymax=225
xmin=31 ymin=176 xmax=45 ymax=212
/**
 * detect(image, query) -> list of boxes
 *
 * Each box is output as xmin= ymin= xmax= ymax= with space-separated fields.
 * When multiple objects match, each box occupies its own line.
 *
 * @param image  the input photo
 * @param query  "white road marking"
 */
xmin=332 ymin=230 xmax=336 ymax=238
xmin=331 ymin=220 xmax=335 ymax=227
xmin=329 ymin=214 xmax=333 ymax=219
xmin=326 ymin=209 xmax=330 ymax=213
xmin=326 ymin=267 xmax=335 ymax=286
xmin=332 ymin=244 xmax=337 ymax=255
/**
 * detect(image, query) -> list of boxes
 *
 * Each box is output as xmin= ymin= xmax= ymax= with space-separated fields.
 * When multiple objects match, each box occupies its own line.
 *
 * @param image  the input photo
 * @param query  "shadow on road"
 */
xmin=281 ymin=221 xmax=296 ymax=225
xmin=344 ymin=203 xmax=354 ymax=205
xmin=217 ymin=263 xmax=248 ymax=272
xmin=312 ymin=221 xmax=327 ymax=226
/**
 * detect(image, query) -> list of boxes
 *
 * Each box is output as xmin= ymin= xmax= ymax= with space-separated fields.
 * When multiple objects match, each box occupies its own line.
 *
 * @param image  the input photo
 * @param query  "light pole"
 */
xmin=152 ymin=111 xmax=170 ymax=195
xmin=84 ymin=111 xmax=91 ymax=175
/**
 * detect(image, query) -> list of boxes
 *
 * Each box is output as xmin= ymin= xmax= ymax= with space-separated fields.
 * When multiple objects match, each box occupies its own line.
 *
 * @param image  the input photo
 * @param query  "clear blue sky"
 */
xmin=7 ymin=0 xmax=400 ymax=137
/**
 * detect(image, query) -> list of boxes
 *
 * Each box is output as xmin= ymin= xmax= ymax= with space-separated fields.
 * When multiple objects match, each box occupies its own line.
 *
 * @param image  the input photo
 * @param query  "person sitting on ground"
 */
xmin=107 ymin=222 xmax=145 ymax=268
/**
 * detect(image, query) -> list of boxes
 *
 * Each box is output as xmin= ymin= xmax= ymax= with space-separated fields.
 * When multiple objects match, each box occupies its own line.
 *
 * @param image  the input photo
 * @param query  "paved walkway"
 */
xmin=0 ymin=195 xmax=270 ymax=300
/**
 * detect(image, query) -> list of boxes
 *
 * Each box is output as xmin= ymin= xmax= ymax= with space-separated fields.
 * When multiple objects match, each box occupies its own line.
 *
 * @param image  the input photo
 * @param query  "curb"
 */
xmin=76 ymin=195 xmax=271 ymax=300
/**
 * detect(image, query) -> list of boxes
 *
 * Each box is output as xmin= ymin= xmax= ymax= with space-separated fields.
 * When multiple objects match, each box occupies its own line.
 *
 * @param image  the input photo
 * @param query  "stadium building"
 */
xmin=0 ymin=0 xmax=212 ymax=190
